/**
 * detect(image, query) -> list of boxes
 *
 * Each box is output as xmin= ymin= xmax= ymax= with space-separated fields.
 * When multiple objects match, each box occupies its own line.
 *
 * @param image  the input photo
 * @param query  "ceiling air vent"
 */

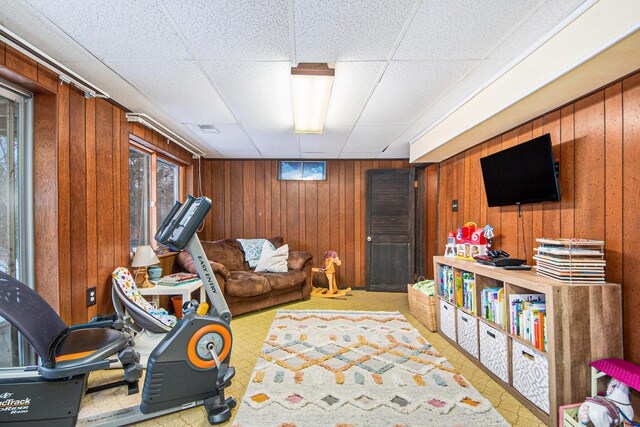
xmin=198 ymin=124 xmax=220 ymax=134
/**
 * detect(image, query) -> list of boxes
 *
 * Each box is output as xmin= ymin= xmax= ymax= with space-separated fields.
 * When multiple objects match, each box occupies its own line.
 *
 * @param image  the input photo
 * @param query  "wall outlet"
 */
xmin=452 ymin=199 xmax=459 ymax=212
xmin=86 ymin=287 xmax=97 ymax=307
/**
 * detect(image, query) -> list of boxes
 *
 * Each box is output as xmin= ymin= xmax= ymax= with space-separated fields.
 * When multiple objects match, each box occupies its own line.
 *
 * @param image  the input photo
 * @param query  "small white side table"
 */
xmin=137 ymin=279 xmax=206 ymax=307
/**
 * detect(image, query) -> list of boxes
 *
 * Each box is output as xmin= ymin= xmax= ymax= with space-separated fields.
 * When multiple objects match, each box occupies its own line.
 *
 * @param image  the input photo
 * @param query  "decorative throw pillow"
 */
xmin=237 ymin=238 xmax=275 ymax=268
xmin=255 ymin=242 xmax=289 ymax=273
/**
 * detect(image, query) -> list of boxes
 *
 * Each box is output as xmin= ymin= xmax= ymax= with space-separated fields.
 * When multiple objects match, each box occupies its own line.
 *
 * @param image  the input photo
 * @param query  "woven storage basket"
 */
xmin=407 ymin=283 xmax=437 ymax=332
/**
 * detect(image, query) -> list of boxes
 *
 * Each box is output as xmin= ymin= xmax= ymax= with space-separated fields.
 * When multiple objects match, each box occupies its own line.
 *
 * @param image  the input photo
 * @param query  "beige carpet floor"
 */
xmin=81 ymin=291 xmax=544 ymax=426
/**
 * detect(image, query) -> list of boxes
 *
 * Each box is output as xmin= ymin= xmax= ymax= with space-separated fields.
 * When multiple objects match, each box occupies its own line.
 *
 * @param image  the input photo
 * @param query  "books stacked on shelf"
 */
xmin=481 ymin=287 xmax=505 ymax=328
xmin=509 ymin=293 xmax=547 ymax=352
xmin=534 ymin=238 xmax=606 ymax=284
xmin=438 ymin=265 xmax=454 ymax=303
xmin=455 ymin=271 xmax=475 ymax=313
xmin=157 ymin=272 xmax=200 ymax=287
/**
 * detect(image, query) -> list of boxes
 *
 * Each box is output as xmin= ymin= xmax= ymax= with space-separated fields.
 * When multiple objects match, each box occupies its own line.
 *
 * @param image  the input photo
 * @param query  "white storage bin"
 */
xmin=456 ymin=309 xmax=478 ymax=358
xmin=439 ymin=299 xmax=456 ymax=342
xmin=479 ymin=321 xmax=509 ymax=383
xmin=512 ymin=339 xmax=550 ymax=414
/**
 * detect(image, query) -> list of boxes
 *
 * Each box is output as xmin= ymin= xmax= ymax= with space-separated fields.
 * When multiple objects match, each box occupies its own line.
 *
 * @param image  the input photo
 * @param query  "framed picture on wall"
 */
xmin=279 ymin=161 xmax=326 ymax=181
xmin=302 ymin=161 xmax=326 ymax=180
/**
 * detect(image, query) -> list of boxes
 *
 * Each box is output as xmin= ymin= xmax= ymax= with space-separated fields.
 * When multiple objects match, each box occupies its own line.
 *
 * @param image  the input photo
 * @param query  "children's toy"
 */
xmin=455 ymin=222 xmax=490 ymax=260
xmin=311 ymin=251 xmax=351 ymax=298
xmin=578 ymin=377 xmax=635 ymax=427
xmin=444 ymin=231 xmax=457 ymax=257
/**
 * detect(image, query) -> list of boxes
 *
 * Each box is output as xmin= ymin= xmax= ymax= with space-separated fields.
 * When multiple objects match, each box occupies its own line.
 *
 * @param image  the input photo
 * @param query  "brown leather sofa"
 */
xmin=176 ymin=237 xmax=313 ymax=316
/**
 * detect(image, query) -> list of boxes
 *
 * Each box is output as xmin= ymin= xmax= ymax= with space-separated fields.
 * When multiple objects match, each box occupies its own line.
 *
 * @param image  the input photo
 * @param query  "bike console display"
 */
xmin=156 ymin=196 xmax=211 ymax=251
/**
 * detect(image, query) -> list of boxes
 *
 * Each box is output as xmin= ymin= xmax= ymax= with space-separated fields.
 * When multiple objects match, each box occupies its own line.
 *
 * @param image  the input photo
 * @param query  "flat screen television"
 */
xmin=480 ymin=133 xmax=560 ymax=207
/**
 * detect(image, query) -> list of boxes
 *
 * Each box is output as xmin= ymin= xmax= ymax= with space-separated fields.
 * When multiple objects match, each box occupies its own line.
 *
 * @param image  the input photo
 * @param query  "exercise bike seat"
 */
xmin=53 ymin=327 xmax=129 ymax=368
xmin=0 ymin=271 xmax=135 ymax=379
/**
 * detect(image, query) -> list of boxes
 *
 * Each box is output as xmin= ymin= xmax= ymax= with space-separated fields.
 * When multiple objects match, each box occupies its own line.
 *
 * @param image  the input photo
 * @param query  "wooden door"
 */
xmin=365 ymin=168 xmax=415 ymax=292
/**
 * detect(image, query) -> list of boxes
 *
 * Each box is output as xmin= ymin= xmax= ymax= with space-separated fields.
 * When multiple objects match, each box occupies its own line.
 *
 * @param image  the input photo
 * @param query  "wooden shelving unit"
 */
xmin=433 ymin=256 xmax=622 ymax=426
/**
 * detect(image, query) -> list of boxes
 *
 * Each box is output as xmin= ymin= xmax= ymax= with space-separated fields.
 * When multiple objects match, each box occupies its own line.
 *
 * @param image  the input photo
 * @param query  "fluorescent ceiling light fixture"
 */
xmin=291 ymin=63 xmax=334 ymax=134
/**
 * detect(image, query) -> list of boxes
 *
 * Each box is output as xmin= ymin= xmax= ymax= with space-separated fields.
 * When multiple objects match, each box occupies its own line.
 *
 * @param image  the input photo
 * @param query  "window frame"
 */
xmin=129 ymin=138 xmax=187 ymax=252
xmin=0 ymin=80 xmax=35 ymax=367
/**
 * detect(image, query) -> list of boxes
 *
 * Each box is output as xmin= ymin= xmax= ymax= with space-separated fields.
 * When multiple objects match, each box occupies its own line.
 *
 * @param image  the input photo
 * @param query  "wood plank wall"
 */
xmin=1 ymin=42 xmax=196 ymax=323
xmin=435 ymin=71 xmax=640 ymax=364
xmin=197 ymin=160 xmax=410 ymax=288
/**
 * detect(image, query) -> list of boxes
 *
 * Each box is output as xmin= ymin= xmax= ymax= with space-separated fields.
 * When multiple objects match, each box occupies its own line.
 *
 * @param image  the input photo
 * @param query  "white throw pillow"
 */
xmin=255 ymin=242 xmax=289 ymax=273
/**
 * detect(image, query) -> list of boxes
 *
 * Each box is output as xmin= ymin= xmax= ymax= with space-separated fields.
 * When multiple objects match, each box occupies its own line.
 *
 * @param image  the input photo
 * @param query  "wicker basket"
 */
xmin=407 ymin=283 xmax=437 ymax=332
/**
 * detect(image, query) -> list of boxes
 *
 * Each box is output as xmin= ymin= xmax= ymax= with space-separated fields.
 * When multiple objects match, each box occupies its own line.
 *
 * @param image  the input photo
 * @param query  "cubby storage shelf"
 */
xmin=433 ymin=256 xmax=622 ymax=426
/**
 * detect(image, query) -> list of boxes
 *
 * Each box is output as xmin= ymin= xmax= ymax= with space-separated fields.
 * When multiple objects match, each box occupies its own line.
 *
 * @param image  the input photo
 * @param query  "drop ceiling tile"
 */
xmin=183 ymin=124 xmax=255 ymax=155
xmin=0 ymin=1 xmax=95 ymax=62
xmin=488 ymin=0 xmax=588 ymax=60
xmin=244 ymin=125 xmax=300 ymax=157
xmin=202 ymin=62 xmax=292 ymax=126
xmin=299 ymin=125 xmax=352 ymax=154
xmin=394 ymin=0 xmax=539 ymax=61
xmin=398 ymin=59 xmax=509 ymax=143
xmin=378 ymin=141 xmax=409 ymax=158
xmin=162 ymin=0 xmax=290 ymax=61
xmin=301 ymin=152 xmax=340 ymax=159
xmin=294 ymin=0 xmax=415 ymax=62
xmin=342 ymin=124 xmax=406 ymax=153
xmin=339 ymin=152 xmax=382 ymax=159
xmin=358 ymin=60 xmax=477 ymax=125
xmin=325 ymin=62 xmax=384 ymax=126
xmin=27 ymin=0 xmax=190 ymax=60
xmin=217 ymin=148 xmax=262 ymax=159
xmin=108 ymin=60 xmax=235 ymax=125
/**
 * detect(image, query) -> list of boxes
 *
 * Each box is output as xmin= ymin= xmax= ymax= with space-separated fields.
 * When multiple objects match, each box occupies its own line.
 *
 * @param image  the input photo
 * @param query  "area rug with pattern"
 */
xmin=232 ymin=310 xmax=508 ymax=427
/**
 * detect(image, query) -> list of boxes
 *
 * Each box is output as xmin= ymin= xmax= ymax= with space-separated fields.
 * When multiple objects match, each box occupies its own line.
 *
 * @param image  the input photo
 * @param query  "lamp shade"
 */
xmin=131 ymin=245 xmax=160 ymax=268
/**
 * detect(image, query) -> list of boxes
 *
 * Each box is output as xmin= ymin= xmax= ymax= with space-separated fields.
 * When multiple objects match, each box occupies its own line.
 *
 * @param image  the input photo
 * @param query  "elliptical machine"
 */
xmin=0 ymin=195 xmax=236 ymax=426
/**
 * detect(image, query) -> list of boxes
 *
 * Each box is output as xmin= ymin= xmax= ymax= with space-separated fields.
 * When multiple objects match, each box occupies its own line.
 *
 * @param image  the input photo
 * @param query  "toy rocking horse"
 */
xmin=310 ymin=251 xmax=351 ymax=298
xmin=579 ymin=377 xmax=636 ymax=426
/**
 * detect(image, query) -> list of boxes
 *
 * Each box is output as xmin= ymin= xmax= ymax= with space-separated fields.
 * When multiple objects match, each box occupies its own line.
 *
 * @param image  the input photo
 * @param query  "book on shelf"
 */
xmin=455 ymin=271 xmax=475 ymax=313
xmin=481 ymin=287 xmax=504 ymax=328
xmin=438 ymin=265 xmax=455 ymax=303
xmin=509 ymin=293 xmax=547 ymax=352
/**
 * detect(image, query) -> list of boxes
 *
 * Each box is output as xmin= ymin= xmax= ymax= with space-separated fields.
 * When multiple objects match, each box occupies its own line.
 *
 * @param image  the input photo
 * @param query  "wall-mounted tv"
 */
xmin=480 ymin=133 xmax=560 ymax=207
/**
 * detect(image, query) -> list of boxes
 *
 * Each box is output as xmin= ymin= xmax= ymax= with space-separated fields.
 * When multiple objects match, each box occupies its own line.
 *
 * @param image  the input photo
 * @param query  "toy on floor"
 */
xmin=453 ymin=222 xmax=491 ymax=260
xmin=311 ymin=250 xmax=351 ymax=298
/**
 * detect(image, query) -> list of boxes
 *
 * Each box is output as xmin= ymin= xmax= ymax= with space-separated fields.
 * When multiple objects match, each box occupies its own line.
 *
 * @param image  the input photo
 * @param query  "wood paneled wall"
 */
xmin=435 ymin=71 xmax=640 ymax=364
xmin=198 ymin=160 xmax=410 ymax=288
xmin=1 ymin=42 xmax=196 ymax=323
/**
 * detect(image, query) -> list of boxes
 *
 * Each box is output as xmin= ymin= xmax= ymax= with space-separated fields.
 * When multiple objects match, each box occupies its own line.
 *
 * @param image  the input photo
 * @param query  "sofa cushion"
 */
xmin=237 ymin=238 xmax=275 ymax=268
xmin=268 ymin=236 xmax=284 ymax=248
xmin=201 ymin=239 xmax=246 ymax=271
xmin=225 ymin=271 xmax=272 ymax=297
xmin=255 ymin=243 xmax=289 ymax=273
xmin=255 ymin=270 xmax=307 ymax=291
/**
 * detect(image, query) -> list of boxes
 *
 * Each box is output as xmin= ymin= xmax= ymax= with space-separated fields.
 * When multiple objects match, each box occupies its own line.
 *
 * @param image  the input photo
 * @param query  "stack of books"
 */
xmin=438 ymin=265 xmax=454 ymax=303
xmin=157 ymin=272 xmax=200 ymax=287
xmin=534 ymin=238 xmax=606 ymax=284
xmin=509 ymin=293 xmax=547 ymax=352
xmin=455 ymin=271 xmax=475 ymax=313
xmin=481 ymin=287 xmax=504 ymax=328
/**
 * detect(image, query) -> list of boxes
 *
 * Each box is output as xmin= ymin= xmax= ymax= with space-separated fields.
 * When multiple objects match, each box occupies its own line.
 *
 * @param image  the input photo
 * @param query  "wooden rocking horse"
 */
xmin=310 ymin=251 xmax=351 ymax=298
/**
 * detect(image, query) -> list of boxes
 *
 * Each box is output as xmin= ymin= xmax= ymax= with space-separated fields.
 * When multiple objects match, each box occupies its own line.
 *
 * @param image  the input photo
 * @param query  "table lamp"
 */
xmin=132 ymin=245 xmax=160 ymax=288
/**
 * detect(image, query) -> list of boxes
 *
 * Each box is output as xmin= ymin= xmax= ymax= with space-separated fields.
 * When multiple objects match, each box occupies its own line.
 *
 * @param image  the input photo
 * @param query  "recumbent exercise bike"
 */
xmin=0 ymin=195 xmax=236 ymax=426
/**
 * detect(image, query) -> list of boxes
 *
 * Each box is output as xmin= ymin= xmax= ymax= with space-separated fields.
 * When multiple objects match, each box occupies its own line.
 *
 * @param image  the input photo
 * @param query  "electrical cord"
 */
xmin=518 ymin=204 xmax=527 ymax=261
